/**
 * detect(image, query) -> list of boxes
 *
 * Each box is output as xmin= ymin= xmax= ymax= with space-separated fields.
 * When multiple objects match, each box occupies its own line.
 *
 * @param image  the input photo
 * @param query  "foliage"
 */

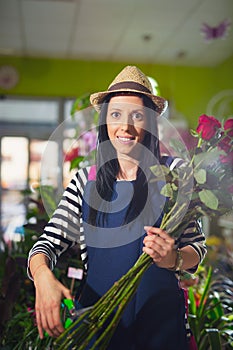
xmin=0 ymin=186 xmax=82 ymax=350
xmin=0 ymin=93 xmax=96 ymax=349
xmin=188 ymin=266 xmax=233 ymax=350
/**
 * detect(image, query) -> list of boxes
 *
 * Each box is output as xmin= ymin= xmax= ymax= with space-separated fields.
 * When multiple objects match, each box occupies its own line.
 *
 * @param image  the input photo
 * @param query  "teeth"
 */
xmin=118 ymin=137 xmax=132 ymax=141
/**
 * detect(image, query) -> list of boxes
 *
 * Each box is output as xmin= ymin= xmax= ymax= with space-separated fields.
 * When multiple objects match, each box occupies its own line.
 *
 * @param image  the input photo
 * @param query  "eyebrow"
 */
xmin=108 ymin=106 xmax=145 ymax=112
xmin=108 ymin=107 xmax=122 ymax=111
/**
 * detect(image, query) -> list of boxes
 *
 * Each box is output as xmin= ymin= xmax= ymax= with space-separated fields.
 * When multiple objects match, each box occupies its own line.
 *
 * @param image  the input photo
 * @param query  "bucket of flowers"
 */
xmin=54 ymin=114 xmax=233 ymax=350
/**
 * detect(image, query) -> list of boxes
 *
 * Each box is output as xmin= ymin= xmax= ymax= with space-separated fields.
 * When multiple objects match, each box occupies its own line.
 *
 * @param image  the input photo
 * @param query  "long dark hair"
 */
xmin=88 ymin=92 xmax=161 ymax=226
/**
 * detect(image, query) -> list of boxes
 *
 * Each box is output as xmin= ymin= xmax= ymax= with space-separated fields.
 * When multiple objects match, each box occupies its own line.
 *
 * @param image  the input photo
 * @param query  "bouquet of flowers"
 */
xmin=54 ymin=115 xmax=233 ymax=350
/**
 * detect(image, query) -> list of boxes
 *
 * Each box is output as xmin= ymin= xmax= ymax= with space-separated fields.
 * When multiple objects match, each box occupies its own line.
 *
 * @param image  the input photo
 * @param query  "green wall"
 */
xmin=0 ymin=55 xmax=232 ymax=128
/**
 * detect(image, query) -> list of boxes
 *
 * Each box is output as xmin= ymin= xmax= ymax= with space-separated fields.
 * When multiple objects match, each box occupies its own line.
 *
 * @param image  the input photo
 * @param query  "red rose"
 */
xmin=218 ymin=119 xmax=233 ymax=164
xmin=218 ymin=136 xmax=233 ymax=164
xmin=64 ymin=146 xmax=79 ymax=162
xmin=219 ymin=151 xmax=233 ymax=164
xmin=218 ymin=141 xmax=233 ymax=164
xmin=196 ymin=114 xmax=221 ymax=140
xmin=218 ymin=136 xmax=231 ymax=153
xmin=228 ymin=184 xmax=233 ymax=194
xmin=224 ymin=118 xmax=233 ymax=137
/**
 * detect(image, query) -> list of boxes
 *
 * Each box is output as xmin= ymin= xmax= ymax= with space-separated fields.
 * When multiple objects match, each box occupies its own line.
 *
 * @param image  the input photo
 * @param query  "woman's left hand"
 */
xmin=143 ymin=226 xmax=176 ymax=269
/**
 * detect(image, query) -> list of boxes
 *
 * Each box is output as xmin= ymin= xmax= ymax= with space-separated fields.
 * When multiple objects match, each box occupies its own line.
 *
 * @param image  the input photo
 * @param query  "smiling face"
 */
xmin=106 ymin=95 xmax=147 ymax=159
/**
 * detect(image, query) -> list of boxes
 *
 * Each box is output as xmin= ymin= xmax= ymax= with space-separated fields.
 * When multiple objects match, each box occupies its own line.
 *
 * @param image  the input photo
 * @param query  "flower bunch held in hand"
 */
xmin=191 ymin=115 xmax=233 ymax=215
xmin=54 ymin=115 xmax=233 ymax=350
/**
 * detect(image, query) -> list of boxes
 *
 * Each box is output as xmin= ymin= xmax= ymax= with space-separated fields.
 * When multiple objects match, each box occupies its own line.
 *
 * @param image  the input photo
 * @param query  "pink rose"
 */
xmin=196 ymin=114 xmax=221 ymax=140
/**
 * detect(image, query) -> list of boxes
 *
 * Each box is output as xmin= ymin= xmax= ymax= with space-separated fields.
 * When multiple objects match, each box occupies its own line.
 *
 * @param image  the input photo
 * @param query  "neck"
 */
xmin=117 ymin=156 xmax=139 ymax=181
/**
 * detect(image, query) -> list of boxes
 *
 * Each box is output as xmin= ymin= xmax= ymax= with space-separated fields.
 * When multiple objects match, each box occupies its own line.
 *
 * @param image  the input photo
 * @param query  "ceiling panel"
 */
xmin=0 ymin=0 xmax=232 ymax=66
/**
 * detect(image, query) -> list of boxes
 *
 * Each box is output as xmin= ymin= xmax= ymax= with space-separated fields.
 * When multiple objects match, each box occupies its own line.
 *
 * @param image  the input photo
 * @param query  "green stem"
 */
xmin=90 ymin=262 xmax=151 ymax=350
xmin=160 ymin=202 xmax=187 ymax=236
xmin=85 ymin=260 xmax=151 ymax=343
xmin=89 ymin=263 xmax=144 ymax=322
xmin=55 ymin=252 xmax=152 ymax=349
xmin=54 ymin=310 xmax=92 ymax=349
xmin=55 ymin=197 xmax=186 ymax=349
xmin=190 ymin=137 xmax=202 ymax=165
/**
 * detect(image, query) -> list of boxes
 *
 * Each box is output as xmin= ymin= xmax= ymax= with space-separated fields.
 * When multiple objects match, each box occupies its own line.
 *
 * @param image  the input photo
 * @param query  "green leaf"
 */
xmin=197 ymin=267 xmax=212 ymax=319
xmin=199 ymin=189 xmax=219 ymax=210
xmin=70 ymin=93 xmax=91 ymax=117
xmin=205 ymin=328 xmax=222 ymax=350
xmin=188 ymin=287 xmax=197 ymax=315
xmin=40 ymin=185 xmax=58 ymax=217
xmin=170 ymin=169 xmax=180 ymax=179
xmin=70 ymin=156 xmax=85 ymax=170
xmin=190 ymin=129 xmax=199 ymax=137
xmin=194 ymin=169 xmax=206 ymax=184
xmin=171 ymin=183 xmax=178 ymax=191
xmin=150 ymin=164 xmax=170 ymax=180
xmin=206 ymin=295 xmax=224 ymax=320
xmin=161 ymin=183 xmax=173 ymax=198
xmin=169 ymin=139 xmax=187 ymax=155
xmin=193 ymin=147 xmax=225 ymax=168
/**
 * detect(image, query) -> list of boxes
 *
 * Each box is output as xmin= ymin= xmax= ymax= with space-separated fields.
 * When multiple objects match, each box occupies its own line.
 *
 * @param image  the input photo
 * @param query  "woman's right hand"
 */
xmin=33 ymin=266 xmax=72 ymax=339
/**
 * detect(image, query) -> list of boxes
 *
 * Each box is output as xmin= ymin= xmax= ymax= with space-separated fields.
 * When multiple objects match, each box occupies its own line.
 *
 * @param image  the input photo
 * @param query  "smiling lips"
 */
xmin=117 ymin=136 xmax=135 ymax=144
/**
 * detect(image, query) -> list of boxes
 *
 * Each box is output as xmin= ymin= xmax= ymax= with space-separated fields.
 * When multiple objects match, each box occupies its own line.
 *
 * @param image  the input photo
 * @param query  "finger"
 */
xmin=39 ymin=309 xmax=52 ymax=338
xmin=144 ymin=234 xmax=166 ymax=250
xmin=44 ymin=304 xmax=63 ymax=338
xmin=63 ymin=287 xmax=73 ymax=300
xmin=143 ymin=246 xmax=162 ymax=261
xmin=144 ymin=226 xmax=166 ymax=239
xmin=144 ymin=226 xmax=170 ymax=237
xmin=144 ymin=227 xmax=175 ymax=247
xmin=144 ymin=236 xmax=174 ymax=261
xmin=51 ymin=305 xmax=65 ymax=336
xmin=35 ymin=309 xmax=44 ymax=339
xmin=143 ymin=238 xmax=164 ymax=257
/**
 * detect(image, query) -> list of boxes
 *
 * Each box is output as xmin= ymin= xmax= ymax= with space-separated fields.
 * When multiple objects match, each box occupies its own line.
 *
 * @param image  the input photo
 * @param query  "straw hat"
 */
xmin=90 ymin=65 xmax=167 ymax=115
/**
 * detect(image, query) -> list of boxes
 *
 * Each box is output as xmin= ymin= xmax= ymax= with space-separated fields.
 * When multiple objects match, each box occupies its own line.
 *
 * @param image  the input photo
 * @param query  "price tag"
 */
xmin=67 ymin=267 xmax=83 ymax=280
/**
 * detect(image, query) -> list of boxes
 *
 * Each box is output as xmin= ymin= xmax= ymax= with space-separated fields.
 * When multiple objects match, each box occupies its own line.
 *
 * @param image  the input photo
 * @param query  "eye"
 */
xmin=111 ymin=111 xmax=121 ymax=119
xmin=131 ymin=112 xmax=144 ymax=122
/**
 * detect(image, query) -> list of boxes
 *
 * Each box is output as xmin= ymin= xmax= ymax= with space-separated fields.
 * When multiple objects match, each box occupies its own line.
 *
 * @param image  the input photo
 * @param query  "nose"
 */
xmin=120 ymin=115 xmax=131 ymax=131
xmin=120 ymin=122 xmax=129 ymax=132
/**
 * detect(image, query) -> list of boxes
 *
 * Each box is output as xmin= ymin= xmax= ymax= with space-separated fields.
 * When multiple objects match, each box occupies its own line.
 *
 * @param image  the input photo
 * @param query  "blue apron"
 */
xmin=78 ymin=180 xmax=188 ymax=350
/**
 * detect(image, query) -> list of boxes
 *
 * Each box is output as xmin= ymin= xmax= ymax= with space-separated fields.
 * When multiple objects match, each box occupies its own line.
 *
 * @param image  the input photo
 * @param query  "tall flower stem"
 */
xmin=54 ymin=253 xmax=153 ymax=350
xmin=55 ymin=202 xmax=187 ymax=350
xmin=90 ymin=261 xmax=150 ymax=350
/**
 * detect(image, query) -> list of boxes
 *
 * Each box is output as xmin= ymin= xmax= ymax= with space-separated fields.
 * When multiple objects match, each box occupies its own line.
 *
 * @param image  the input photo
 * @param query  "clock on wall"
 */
xmin=0 ymin=65 xmax=19 ymax=90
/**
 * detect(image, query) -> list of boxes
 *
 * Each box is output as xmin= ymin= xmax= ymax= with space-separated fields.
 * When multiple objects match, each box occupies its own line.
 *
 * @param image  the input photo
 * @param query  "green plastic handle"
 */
xmin=63 ymin=298 xmax=75 ymax=310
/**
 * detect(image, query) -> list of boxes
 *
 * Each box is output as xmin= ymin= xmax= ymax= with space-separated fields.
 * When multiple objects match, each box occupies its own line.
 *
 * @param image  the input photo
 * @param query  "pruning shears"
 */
xmin=61 ymin=298 xmax=93 ymax=329
xmin=44 ymin=298 xmax=93 ymax=337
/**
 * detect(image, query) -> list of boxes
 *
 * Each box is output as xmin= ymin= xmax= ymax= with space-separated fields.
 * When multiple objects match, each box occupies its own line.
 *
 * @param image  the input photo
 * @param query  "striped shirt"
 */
xmin=27 ymin=162 xmax=207 ymax=279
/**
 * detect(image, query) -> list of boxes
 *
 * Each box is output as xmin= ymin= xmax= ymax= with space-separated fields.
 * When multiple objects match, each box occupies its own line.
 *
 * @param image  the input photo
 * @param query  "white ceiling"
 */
xmin=0 ymin=0 xmax=233 ymax=67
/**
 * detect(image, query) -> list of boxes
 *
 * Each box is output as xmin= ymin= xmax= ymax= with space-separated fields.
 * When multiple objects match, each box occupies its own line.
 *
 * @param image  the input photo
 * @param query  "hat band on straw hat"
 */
xmin=108 ymin=81 xmax=151 ymax=94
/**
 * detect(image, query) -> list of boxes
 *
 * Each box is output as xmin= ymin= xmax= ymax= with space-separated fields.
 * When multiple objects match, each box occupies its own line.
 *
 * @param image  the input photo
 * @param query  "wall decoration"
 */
xmin=0 ymin=65 xmax=19 ymax=90
xmin=201 ymin=19 xmax=231 ymax=42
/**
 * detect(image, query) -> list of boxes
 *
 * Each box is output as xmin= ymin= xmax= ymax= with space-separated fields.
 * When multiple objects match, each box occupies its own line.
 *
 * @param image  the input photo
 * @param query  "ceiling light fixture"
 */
xmin=142 ymin=34 xmax=152 ymax=42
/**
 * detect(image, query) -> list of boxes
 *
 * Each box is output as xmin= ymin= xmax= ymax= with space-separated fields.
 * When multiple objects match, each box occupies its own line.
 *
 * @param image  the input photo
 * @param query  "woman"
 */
xmin=28 ymin=66 xmax=206 ymax=349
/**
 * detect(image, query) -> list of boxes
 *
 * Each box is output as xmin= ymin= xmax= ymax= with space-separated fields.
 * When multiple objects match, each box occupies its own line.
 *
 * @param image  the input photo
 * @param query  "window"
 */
xmin=0 ymin=97 xmax=77 ymax=243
